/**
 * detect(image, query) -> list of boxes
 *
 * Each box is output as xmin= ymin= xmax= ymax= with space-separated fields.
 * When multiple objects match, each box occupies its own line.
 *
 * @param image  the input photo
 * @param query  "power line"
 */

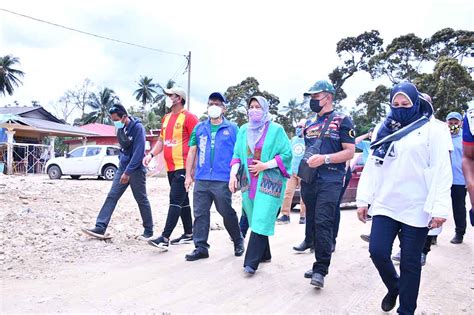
xmin=0 ymin=8 xmax=186 ymax=57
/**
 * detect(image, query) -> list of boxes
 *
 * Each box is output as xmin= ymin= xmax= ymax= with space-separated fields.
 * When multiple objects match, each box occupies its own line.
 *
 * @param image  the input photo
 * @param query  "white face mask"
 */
xmin=207 ymin=105 xmax=223 ymax=119
xmin=165 ymin=97 xmax=174 ymax=108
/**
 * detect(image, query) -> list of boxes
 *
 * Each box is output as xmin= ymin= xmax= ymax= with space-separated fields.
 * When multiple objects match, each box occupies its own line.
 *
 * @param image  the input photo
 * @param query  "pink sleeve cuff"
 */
xmin=275 ymin=155 xmax=290 ymax=178
xmin=230 ymin=158 xmax=241 ymax=167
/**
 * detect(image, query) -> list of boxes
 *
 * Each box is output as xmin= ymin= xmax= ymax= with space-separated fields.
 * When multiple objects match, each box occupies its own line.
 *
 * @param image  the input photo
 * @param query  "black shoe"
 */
xmin=304 ymin=269 xmax=313 ymax=279
xmin=381 ymin=292 xmax=398 ymax=312
xmin=148 ymin=236 xmax=169 ymax=251
xmin=185 ymin=249 xmax=209 ymax=261
xmin=360 ymin=234 xmax=370 ymax=243
xmin=450 ymin=234 xmax=463 ymax=244
xmin=331 ymin=242 xmax=336 ymax=253
xmin=81 ymin=227 xmax=107 ymax=239
xmin=431 ymin=236 xmax=438 ymax=245
xmin=421 ymin=253 xmax=427 ymax=266
xmin=293 ymin=240 xmax=313 ymax=252
xmin=170 ymin=234 xmax=193 ymax=245
xmin=234 ymin=240 xmax=245 ymax=257
xmin=310 ymin=273 xmax=324 ymax=289
xmin=243 ymin=265 xmax=256 ymax=275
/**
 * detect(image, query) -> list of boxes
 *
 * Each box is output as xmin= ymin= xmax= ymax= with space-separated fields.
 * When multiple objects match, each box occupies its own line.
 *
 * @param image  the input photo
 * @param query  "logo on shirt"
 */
xmin=175 ymin=122 xmax=182 ymax=130
xmin=164 ymin=139 xmax=178 ymax=147
xmin=349 ymin=129 xmax=356 ymax=138
xmin=223 ymin=130 xmax=230 ymax=136
xmin=293 ymin=143 xmax=305 ymax=156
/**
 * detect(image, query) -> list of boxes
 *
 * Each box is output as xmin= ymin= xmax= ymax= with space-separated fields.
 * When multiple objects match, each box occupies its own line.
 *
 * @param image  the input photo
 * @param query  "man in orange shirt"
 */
xmin=144 ymin=87 xmax=199 ymax=250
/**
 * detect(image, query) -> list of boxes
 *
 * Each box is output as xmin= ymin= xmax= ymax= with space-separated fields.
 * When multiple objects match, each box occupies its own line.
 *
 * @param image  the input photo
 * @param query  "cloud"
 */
xmin=1 ymin=0 xmax=473 ymax=122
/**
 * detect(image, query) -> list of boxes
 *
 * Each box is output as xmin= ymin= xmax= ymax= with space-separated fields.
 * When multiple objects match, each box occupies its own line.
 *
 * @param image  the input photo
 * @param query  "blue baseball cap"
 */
xmin=208 ymin=92 xmax=227 ymax=104
xmin=446 ymin=112 xmax=462 ymax=121
xmin=304 ymin=80 xmax=336 ymax=96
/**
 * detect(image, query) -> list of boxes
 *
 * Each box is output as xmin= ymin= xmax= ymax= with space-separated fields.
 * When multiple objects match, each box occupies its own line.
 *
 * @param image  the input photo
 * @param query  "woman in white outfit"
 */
xmin=356 ymin=81 xmax=452 ymax=315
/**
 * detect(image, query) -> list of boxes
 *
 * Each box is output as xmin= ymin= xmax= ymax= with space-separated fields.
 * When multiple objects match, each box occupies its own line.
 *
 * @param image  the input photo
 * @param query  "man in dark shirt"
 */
xmin=294 ymin=80 xmax=355 ymax=289
xmin=82 ymin=104 xmax=154 ymax=239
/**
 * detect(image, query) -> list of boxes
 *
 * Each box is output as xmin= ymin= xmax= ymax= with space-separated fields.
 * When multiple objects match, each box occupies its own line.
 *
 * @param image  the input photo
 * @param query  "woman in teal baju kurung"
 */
xmin=229 ymin=96 xmax=292 ymax=274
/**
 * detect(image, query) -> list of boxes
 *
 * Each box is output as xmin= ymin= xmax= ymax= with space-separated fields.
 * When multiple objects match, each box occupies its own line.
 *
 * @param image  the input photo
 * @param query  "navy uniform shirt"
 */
xmin=304 ymin=110 xmax=355 ymax=183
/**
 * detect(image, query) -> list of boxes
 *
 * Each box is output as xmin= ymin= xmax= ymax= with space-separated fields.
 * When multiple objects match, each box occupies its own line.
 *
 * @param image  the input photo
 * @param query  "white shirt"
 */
xmin=356 ymin=120 xmax=453 ymax=227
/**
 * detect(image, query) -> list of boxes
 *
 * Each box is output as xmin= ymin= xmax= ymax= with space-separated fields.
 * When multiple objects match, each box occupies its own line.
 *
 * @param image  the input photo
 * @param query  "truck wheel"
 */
xmin=103 ymin=166 xmax=117 ymax=181
xmin=48 ymin=165 xmax=62 ymax=180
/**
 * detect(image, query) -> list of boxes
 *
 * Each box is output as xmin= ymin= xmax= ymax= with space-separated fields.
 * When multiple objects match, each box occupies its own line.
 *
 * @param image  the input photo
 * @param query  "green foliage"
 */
xmin=80 ymin=87 xmax=119 ymax=125
xmin=133 ymin=76 xmax=159 ymax=111
xmin=351 ymin=85 xmax=389 ymax=134
xmin=0 ymin=55 xmax=25 ymax=96
xmin=224 ymin=77 xmax=280 ymax=126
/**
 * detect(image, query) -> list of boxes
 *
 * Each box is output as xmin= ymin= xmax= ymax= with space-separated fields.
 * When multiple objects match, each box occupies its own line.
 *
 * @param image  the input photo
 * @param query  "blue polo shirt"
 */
xmin=304 ymin=111 xmax=355 ymax=183
xmin=451 ymin=133 xmax=465 ymax=185
xmin=290 ymin=136 xmax=305 ymax=174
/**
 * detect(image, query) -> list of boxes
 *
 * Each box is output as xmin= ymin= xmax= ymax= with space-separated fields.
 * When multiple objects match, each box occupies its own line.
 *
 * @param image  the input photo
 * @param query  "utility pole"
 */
xmin=186 ymin=51 xmax=191 ymax=111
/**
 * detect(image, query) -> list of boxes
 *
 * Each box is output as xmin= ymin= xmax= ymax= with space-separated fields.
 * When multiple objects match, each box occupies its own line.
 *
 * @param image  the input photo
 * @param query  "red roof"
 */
xmin=80 ymin=123 xmax=116 ymax=137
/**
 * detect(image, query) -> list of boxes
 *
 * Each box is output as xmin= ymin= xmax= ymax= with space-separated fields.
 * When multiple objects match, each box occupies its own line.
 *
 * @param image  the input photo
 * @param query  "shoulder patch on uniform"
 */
xmin=349 ymin=129 xmax=356 ymax=138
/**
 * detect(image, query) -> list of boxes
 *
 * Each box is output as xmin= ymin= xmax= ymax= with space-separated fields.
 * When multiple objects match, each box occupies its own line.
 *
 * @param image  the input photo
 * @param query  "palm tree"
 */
xmin=82 ymin=87 xmax=119 ymax=125
xmin=281 ymin=98 xmax=305 ymax=126
xmin=0 ymin=55 xmax=25 ymax=96
xmin=133 ymin=76 xmax=158 ymax=111
xmin=153 ymin=79 xmax=175 ymax=116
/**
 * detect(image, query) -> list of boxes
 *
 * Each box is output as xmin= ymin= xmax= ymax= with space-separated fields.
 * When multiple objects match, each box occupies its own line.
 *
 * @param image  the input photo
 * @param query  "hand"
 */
xmin=248 ymin=160 xmax=268 ymax=176
xmin=229 ymin=173 xmax=238 ymax=193
xmin=185 ymin=175 xmax=194 ymax=192
xmin=429 ymin=217 xmax=446 ymax=229
xmin=357 ymin=207 xmax=368 ymax=223
xmin=307 ymin=154 xmax=325 ymax=168
xmin=120 ymin=173 xmax=130 ymax=185
xmin=143 ymin=154 xmax=153 ymax=167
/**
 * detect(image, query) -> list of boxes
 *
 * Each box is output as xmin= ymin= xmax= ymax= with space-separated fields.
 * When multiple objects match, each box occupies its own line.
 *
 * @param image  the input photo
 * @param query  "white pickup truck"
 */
xmin=46 ymin=145 xmax=120 ymax=180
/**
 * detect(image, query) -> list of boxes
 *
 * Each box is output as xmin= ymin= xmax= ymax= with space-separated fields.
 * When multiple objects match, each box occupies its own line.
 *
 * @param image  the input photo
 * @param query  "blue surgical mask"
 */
xmin=389 ymin=105 xmax=420 ymax=126
xmin=114 ymin=120 xmax=125 ymax=129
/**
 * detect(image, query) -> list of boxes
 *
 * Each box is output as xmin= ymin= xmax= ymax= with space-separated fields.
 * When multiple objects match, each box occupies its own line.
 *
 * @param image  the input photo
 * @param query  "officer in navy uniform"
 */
xmin=294 ymin=80 xmax=355 ymax=289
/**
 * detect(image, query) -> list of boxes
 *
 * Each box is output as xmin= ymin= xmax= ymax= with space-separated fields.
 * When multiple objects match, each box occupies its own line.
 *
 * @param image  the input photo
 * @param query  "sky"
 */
xmin=0 ymin=0 xmax=473 ymax=122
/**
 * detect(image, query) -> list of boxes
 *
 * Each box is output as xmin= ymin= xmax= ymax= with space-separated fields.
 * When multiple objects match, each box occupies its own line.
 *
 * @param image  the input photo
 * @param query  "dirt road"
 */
xmin=1 ymin=175 xmax=472 ymax=313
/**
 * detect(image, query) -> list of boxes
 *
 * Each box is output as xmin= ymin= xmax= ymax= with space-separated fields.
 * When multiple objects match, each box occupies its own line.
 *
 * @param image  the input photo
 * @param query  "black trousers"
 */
xmin=161 ymin=169 xmax=193 ymax=238
xmin=302 ymin=180 xmax=342 ymax=276
xmin=451 ymin=185 xmax=467 ymax=235
xmin=243 ymin=231 xmax=271 ymax=270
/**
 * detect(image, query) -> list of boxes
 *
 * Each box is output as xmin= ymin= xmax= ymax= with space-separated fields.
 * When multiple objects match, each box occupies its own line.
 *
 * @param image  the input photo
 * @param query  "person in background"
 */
xmin=82 ymin=104 xmax=154 ymax=240
xmin=356 ymin=82 xmax=452 ymax=314
xmin=183 ymin=92 xmax=244 ymax=261
xmin=144 ymin=87 xmax=199 ymax=250
xmin=229 ymin=96 xmax=292 ymax=275
xmin=276 ymin=119 xmax=307 ymax=225
xmin=445 ymin=112 xmax=467 ymax=244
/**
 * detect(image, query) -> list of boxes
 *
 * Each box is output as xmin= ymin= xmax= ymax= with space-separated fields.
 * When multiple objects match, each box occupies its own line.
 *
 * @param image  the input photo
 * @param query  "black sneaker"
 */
xmin=431 ymin=235 xmax=438 ymax=245
xmin=243 ymin=265 xmax=256 ymax=275
xmin=304 ymin=269 xmax=313 ymax=279
xmin=185 ymin=249 xmax=209 ymax=261
xmin=148 ymin=236 xmax=169 ymax=251
xmin=170 ymin=234 xmax=193 ymax=245
xmin=137 ymin=231 xmax=153 ymax=240
xmin=293 ymin=240 xmax=313 ymax=252
xmin=299 ymin=217 xmax=306 ymax=224
xmin=81 ymin=227 xmax=108 ymax=239
xmin=450 ymin=234 xmax=463 ymax=244
xmin=381 ymin=292 xmax=398 ymax=312
xmin=310 ymin=273 xmax=324 ymax=289
xmin=276 ymin=215 xmax=290 ymax=224
xmin=360 ymin=234 xmax=370 ymax=243
xmin=234 ymin=240 xmax=245 ymax=257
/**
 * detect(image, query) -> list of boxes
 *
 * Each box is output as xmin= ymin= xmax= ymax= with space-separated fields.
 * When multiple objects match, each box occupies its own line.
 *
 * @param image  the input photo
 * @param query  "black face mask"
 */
xmin=309 ymin=95 xmax=329 ymax=113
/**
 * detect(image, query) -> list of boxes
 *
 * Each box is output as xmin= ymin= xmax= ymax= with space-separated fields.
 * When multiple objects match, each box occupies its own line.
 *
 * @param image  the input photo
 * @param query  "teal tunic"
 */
xmin=233 ymin=122 xmax=292 ymax=236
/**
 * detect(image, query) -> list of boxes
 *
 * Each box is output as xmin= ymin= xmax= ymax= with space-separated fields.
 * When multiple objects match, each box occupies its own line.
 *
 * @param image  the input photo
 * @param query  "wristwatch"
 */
xmin=324 ymin=155 xmax=331 ymax=164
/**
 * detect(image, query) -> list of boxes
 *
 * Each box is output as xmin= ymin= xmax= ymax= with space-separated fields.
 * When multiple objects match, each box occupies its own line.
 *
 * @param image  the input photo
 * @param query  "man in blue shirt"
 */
xmin=447 ymin=112 xmax=467 ymax=244
xmin=277 ymin=119 xmax=307 ymax=224
xmin=355 ymin=127 xmax=374 ymax=165
xmin=184 ymin=92 xmax=244 ymax=261
xmin=82 ymin=104 xmax=154 ymax=239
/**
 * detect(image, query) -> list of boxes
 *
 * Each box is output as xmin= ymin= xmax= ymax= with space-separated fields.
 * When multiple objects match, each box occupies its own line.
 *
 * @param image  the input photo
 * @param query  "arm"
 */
xmin=355 ymin=133 xmax=369 ymax=145
xmin=125 ymin=125 xmax=146 ymax=175
xmin=185 ymin=146 xmax=197 ymax=191
xmin=463 ymin=145 xmax=474 ymax=208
